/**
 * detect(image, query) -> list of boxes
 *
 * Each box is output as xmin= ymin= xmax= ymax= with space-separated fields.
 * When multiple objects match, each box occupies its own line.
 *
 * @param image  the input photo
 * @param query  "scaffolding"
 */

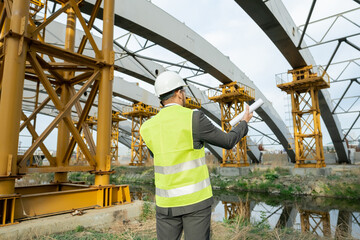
xmin=30 ymin=0 xmax=44 ymax=16
xmin=185 ymin=96 xmax=201 ymax=109
xmin=74 ymin=112 xmax=124 ymax=164
xmin=223 ymin=200 xmax=251 ymax=221
xmin=111 ymin=111 xmax=126 ymax=163
xmin=276 ymin=65 xmax=330 ymax=168
xmin=122 ymin=102 xmax=159 ymax=166
xmin=0 ymin=0 xmax=131 ymax=226
xmin=300 ymin=209 xmax=331 ymax=237
xmin=208 ymin=82 xmax=255 ymax=167
xmin=75 ymin=115 xmax=96 ymax=164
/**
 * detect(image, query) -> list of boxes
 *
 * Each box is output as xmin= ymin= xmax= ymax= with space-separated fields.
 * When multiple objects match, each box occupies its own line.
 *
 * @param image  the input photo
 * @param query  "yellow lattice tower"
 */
xmin=123 ymin=102 xmax=159 ymax=166
xmin=208 ymin=82 xmax=255 ymax=167
xmin=75 ymin=132 xmax=86 ymax=163
xmin=29 ymin=0 xmax=48 ymax=42
xmin=75 ymin=115 xmax=97 ymax=163
xmin=29 ymin=0 xmax=44 ymax=17
xmin=300 ymin=209 xmax=331 ymax=237
xmin=277 ymin=65 xmax=330 ymax=168
xmin=111 ymin=111 xmax=126 ymax=163
xmin=185 ymin=96 xmax=201 ymax=109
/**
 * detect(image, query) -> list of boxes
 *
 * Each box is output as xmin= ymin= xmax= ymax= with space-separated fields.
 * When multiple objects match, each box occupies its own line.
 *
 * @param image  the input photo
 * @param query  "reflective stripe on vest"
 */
xmin=156 ymin=178 xmax=211 ymax=198
xmin=140 ymin=105 xmax=213 ymax=207
xmin=154 ymin=157 xmax=206 ymax=175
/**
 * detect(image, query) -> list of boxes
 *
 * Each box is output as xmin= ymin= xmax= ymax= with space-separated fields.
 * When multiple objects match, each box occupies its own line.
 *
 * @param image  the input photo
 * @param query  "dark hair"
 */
xmin=159 ymin=87 xmax=183 ymax=101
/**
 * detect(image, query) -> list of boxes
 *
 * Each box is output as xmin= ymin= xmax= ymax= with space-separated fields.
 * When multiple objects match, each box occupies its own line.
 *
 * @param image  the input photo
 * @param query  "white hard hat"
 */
xmin=154 ymin=71 xmax=187 ymax=97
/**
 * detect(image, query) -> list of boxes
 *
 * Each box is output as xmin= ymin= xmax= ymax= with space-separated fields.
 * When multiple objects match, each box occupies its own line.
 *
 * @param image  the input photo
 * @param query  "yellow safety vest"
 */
xmin=140 ymin=105 xmax=213 ymax=208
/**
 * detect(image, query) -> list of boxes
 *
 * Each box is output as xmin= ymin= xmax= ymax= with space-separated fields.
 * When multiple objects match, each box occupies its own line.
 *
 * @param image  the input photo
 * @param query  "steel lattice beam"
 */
xmin=235 ymin=0 xmax=350 ymax=163
xmin=74 ymin=0 xmax=295 ymax=162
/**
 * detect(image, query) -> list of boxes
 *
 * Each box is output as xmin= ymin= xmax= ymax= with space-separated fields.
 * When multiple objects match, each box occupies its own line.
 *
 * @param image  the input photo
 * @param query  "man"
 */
xmin=140 ymin=71 xmax=252 ymax=240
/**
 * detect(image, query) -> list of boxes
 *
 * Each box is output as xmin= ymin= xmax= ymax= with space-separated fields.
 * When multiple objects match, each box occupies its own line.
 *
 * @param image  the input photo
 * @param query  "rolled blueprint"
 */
xmin=229 ymin=99 xmax=264 ymax=127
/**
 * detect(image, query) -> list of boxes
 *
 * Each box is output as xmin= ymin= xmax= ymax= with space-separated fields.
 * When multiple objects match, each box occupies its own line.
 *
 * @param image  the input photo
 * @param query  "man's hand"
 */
xmin=242 ymin=105 xmax=253 ymax=123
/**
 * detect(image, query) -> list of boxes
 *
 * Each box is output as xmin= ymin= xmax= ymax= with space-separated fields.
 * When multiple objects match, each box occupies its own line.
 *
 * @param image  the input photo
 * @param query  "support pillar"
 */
xmin=0 ymin=0 xmax=29 ymax=226
xmin=54 ymin=7 xmax=76 ymax=182
xmin=0 ymin=3 xmax=10 ymax=97
xmin=0 ymin=0 xmax=30 ymax=193
xmin=95 ymin=0 xmax=114 ymax=186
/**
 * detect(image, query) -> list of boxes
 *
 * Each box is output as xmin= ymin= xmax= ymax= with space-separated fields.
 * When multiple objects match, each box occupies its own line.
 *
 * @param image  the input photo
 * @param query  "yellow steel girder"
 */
xmin=300 ymin=209 xmax=331 ymax=237
xmin=123 ymin=103 xmax=159 ymax=166
xmin=208 ymin=82 xmax=255 ymax=167
xmin=13 ymin=183 xmax=131 ymax=221
xmin=277 ymin=65 xmax=329 ymax=168
xmin=185 ymin=96 xmax=201 ymax=109
xmin=0 ymin=0 xmax=133 ymax=227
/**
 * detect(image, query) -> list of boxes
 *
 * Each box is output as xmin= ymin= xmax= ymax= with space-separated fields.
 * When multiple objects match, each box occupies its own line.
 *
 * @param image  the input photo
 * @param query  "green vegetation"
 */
xmin=140 ymin=199 xmax=155 ymax=221
xmin=210 ymin=167 xmax=360 ymax=200
xmin=19 ymin=165 xmax=360 ymax=200
xmin=68 ymin=171 xmax=94 ymax=184
xmin=75 ymin=225 xmax=85 ymax=232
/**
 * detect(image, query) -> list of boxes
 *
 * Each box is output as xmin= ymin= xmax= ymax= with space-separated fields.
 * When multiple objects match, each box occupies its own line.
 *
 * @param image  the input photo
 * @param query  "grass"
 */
xmin=38 ymin=203 xmax=157 ymax=240
xmin=211 ymin=214 xmax=332 ymax=240
xmin=210 ymin=166 xmax=360 ymax=199
xmin=140 ymin=200 xmax=155 ymax=221
xmin=39 ymin=215 xmax=344 ymax=240
xmin=264 ymin=171 xmax=279 ymax=181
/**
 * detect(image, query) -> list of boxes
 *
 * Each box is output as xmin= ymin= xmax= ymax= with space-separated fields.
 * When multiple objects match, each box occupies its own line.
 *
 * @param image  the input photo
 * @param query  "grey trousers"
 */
xmin=156 ymin=206 xmax=211 ymax=240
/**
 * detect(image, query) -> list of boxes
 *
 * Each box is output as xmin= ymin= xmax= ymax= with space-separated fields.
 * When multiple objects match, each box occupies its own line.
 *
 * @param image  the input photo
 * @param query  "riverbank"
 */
xmin=94 ymin=165 xmax=360 ymax=199
xmin=211 ymin=165 xmax=360 ymax=199
xmin=14 ymin=165 xmax=360 ymax=239
xmin=37 ymin=218 xmax=331 ymax=240
xmin=37 ymin=200 xmax=355 ymax=240
xmin=17 ymin=164 xmax=360 ymax=199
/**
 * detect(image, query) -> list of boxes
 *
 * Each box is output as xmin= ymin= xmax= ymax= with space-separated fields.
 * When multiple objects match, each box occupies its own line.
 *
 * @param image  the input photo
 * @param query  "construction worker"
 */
xmin=140 ymin=71 xmax=252 ymax=240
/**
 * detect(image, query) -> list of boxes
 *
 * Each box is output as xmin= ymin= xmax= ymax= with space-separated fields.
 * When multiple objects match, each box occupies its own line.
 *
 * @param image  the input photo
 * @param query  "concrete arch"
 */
xmin=235 ymin=0 xmax=349 ymax=163
xmin=41 ymin=20 xmax=261 ymax=162
xmin=76 ymin=0 xmax=295 ymax=161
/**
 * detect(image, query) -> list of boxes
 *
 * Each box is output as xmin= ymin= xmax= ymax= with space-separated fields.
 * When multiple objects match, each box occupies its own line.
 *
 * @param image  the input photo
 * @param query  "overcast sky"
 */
xmin=20 ymin=0 xmax=360 ymax=153
xmin=148 ymin=0 xmax=360 ymax=145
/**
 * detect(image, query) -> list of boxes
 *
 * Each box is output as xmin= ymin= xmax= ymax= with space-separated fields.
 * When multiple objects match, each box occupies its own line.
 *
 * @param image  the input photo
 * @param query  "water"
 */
xmin=131 ymin=185 xmax=360 ymax=239
xmin=212 ymin=190 xmax=360 ymax=239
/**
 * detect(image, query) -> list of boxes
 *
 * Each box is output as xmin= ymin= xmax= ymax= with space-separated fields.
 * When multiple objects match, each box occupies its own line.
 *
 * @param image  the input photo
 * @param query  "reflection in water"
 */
xmin=130 ymin=185 xmax=155 ymax=202
xmin=129 ymin=185 xmax=360 ymax=239
xmin=223 ymin=200 xmax=251 ymax=221
xmin=276 ymin=204 xmax=296 ymax=228
xmin=215 ymin=191 xmax=360 ymax=239
xmin=299 ymin=209 xmax=331 ymax=237
xmin=336 ymin=211 xmax=353 ymax=239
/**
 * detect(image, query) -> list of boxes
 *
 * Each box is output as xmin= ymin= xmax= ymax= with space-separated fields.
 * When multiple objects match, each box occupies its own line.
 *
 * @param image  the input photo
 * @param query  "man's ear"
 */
xmin=175 ymin=89 xmax=182 ymax=98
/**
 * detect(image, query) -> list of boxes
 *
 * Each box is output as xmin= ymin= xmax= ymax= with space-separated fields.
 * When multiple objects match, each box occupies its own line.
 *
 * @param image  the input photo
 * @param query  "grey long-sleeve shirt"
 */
xmin=192 ymin=110 xmax=248 ymax=150
xmin=153 ymin=107 xmax=248 ymax=216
